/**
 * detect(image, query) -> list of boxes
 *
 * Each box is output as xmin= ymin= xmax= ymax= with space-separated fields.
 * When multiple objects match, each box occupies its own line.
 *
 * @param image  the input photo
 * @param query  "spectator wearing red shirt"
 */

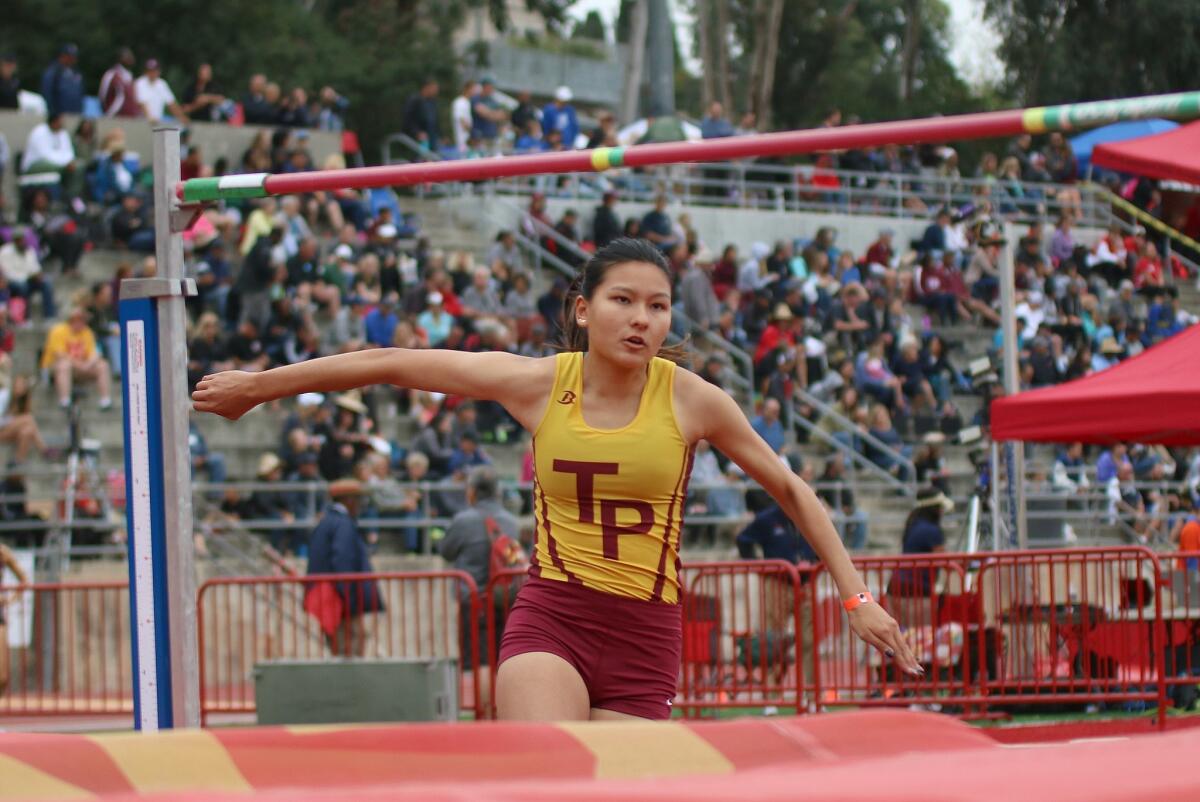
xmin=1133 ymin=242 xmax=1165 ymax=290
xmin=712 ymin=244 xmax=739 ymax=300
xmin=917 ymin=253 xmax=958 ymax=324
xmin=180 ymin=145 xmax=205 ymax=181
xmin=98 ymin=47 xmax=140 ymax=117
xmin=0 ymin=305 xmax=15 ymax=354
xmin=753 ymin=303 xmax=799 ymax=380
xmin=865 ymin=229 xmax=894 ymax=271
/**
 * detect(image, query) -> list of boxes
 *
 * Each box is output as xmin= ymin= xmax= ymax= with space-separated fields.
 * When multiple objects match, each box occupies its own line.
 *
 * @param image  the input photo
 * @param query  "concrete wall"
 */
xmin=460 ymin=193 xmax=1106 ymax=261
xmin=0 ymin=110 xmax=341 ymax=203
xmin=452 ymin=193 xmax=935 ymax=260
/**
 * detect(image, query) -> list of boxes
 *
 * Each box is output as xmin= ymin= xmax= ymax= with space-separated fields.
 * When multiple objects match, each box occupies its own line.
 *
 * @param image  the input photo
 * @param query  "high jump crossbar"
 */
xmin=179 ymin=91 xmax=1200 ymax=203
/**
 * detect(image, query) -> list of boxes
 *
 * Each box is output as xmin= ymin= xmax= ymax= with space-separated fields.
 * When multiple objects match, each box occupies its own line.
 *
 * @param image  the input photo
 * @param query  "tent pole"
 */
xmin=999 ymin=222 xmax=1028 ymax=549
xmin=990 ymin=441 xmax=1001 ymax=551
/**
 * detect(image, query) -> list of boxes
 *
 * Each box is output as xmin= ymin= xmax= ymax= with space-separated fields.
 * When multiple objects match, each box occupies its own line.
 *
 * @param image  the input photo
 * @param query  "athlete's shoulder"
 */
xmin=671 ymin=364 xmax=746 ymax=443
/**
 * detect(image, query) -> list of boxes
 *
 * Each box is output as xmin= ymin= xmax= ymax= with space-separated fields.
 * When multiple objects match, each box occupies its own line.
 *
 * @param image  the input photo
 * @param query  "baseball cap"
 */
xmin=427 ymin=291 xmax=444 ymax=305
xmin=554 ymin=86 xmax=573 ymax=102
xmin=333 ymin=243 xmax=354 ymax=260
xmin=145 ymin=58 xmax=160 ymax=70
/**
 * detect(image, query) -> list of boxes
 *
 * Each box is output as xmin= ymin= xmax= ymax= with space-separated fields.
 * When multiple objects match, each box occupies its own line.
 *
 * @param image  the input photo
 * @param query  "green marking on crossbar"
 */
xmin=181 ymin=178 xmax=269 ymax=203
xmin=181 ymin=178 xmax=222 ymax=203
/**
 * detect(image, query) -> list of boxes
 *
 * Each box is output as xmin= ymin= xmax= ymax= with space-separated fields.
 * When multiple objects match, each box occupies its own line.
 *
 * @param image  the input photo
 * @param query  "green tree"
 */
xmin=984 ymin=0 xmax=1200 ymax=105
xmin=726 ymin=0 xmax=977 ymax=130
xmin=571 ymin=10 xmax=608 ymax=40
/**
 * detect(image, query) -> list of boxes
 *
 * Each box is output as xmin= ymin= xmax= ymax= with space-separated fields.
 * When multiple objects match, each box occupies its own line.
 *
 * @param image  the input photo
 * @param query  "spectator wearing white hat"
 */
xmin=417 ymin=291 xmax=453 ymax=347
xmin=541 ymin=86 xmax=579 ymax=149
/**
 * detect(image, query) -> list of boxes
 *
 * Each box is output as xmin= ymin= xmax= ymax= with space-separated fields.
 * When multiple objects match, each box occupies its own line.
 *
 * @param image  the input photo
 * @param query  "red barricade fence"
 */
xmin=6 ymin=549 xmax=1200 ymax=727
xmin=809 ymin=554 xmax=973 ymax=712
xmin=808 ymin=548 xmax=1171 ymax=727
xmin=0 ymin=581 xmax=132 ymax=719
xmin=1157 ymin=551 xmax=1200 ymax=708
xmin=675 ymin=560 xmax=811 ymax=717
xmin=195 ymin=571 xmax=481 ymax=725
xmin=969 ymin=547 xmax=1165 ymax=721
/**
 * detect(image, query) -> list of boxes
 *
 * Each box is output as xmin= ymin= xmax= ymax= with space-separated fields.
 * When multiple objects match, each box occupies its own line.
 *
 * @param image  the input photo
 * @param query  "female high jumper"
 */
xmin=193 ymin=237 xmax=922 ymax=720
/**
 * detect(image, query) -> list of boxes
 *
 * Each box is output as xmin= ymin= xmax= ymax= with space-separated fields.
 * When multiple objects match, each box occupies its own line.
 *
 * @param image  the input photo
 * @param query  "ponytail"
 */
xmin=554 ymin=237 xmax=690 ymax=365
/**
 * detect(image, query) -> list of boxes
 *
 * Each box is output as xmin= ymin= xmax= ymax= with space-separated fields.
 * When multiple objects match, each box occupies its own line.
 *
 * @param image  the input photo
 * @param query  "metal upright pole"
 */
xmin=153 ymin=126 xmax=200 ymax=728
xmin=119 ymin=125 xmax=200 ymax=730
xmin=998 ymin=222 xmax=1028 ymax=549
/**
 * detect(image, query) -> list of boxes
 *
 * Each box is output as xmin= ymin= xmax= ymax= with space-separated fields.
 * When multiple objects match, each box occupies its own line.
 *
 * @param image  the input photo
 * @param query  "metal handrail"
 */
xmin=380 ymin=132 xmax=443 ymax=166
xmin=964 ymin=494 xmax=981 ymax=556
xmin=430 ymin=158 xmax=1109 ymax=227
xmin=794 ymin=386 xmax=917 ymax=496
xmin=1089 ymin=181 xmax=1200 ymax=256
xmin=788 ymin=402 xmax=914 ymax=496
xmin=1097 ymin=191 xmax=1200 ymax=288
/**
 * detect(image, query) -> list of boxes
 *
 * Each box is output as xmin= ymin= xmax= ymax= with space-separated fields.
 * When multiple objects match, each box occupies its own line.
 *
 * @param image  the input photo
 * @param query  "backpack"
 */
xmin=485 ymin=516 xmax=528 ymax=604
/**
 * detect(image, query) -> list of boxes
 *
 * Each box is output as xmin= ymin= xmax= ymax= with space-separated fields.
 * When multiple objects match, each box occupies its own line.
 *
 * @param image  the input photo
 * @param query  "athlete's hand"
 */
xmin=192 ymin=371 xmax=262 ymax=421
xmin=847 ymin=602 xmax=925 ymax=677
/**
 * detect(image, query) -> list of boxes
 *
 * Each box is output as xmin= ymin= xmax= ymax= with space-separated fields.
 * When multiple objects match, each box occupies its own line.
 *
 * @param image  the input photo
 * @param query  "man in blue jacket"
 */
xmin=41 ymin=44 xmax=83 ymax=116
xmin=736 ymin=503 xmax=819 ymax=698
xmin=306 ymin=478 xmax=383 ymax=656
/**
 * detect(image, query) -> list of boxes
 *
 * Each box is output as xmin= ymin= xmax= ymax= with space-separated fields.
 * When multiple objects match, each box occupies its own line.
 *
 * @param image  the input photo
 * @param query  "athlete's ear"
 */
xmin=574 ymin=294 xmax=588 ymax=326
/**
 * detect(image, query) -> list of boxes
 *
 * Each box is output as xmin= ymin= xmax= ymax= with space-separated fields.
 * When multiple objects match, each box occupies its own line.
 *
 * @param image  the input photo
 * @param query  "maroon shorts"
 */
xmin=498 ymin=577 xmax=682 ymax=720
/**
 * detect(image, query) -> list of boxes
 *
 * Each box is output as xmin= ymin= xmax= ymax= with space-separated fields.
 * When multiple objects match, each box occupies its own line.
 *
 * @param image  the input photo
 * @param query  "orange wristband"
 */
xmin=843 ymin=591 xmax=874 ymax=612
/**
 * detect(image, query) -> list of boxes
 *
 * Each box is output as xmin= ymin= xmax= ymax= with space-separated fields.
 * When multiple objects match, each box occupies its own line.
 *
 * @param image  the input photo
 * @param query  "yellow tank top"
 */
xmin=531 ymin=351 xmax=694 ymax=604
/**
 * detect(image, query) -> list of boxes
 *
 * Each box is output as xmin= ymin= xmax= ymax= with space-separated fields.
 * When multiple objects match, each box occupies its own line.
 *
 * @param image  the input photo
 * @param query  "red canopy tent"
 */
xmin=1091 ymin=120 xmax=1200 ymax=184
xmin=991 ymin=324 xmax=1200 ymax=445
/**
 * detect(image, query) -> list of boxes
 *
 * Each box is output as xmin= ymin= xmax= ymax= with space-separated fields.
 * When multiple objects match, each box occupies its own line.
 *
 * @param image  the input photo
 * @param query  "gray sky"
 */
xmin=567 ymin=0 xmax=1003 ymax=90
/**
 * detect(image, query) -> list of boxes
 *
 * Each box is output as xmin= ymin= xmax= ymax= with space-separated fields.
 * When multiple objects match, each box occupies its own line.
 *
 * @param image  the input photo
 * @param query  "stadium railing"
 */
xmin=1154 ymin=551 xmax=1200 ymax=707
xmin=0 ymin=580 xmax=132 ymax=719
xmin=808 ymin=547 xmax=1171 ymax=726
xmin=676 ymin=559 xmax=813 ymax=717
xmin=6 ymin=548 xmax=1192 ymax=727
xmin=382 ymin=139 xmax=1108 ymax=229
xmin=195 ymin=570 xmax=483 ymax=725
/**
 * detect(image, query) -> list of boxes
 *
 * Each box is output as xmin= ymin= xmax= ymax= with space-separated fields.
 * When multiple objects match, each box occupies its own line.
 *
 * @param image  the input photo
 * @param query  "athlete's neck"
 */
xmin=581 ymin=351 xmax=648 ymax=401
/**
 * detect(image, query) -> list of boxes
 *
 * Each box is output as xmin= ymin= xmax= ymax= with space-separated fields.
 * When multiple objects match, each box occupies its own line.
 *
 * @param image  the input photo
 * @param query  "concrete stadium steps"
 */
xmin=405 ymin=197 xmax=497 ymax=262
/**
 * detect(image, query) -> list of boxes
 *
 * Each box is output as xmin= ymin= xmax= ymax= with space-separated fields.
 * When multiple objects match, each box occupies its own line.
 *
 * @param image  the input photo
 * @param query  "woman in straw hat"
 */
xmin=195 ymin=237 xmax=922 ymax=721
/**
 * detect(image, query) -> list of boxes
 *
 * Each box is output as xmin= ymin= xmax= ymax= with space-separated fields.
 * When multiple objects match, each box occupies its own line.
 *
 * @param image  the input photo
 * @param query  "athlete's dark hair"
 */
xmin=558 ymin=237 xmax=687 ymax=363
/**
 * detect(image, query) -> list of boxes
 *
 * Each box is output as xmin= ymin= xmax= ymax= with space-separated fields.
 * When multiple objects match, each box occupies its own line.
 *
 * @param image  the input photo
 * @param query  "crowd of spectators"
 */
xmin=2 ymin=45 xmax=1200 ymax=558
xmin=1 ymin=44 xmax=347 ymax=129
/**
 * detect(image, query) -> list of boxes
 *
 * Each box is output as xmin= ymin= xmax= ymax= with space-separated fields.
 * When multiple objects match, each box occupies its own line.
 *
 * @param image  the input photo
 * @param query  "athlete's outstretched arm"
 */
xmin=686 ymin=374 xmax=923 ymax=676
xmin=192 ymin=348 xmax=549 ymax=423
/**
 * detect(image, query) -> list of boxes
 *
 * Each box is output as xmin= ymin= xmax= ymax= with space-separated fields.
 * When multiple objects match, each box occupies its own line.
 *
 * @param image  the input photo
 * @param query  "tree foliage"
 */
xmin=984 ymin=0 xmax=1200 ymax=105
xmin=699 ymin=0 xmax=976 ymax=130
xmin=0 ymin=0 xmax=574 ymax=159
xmin=571 ymin=10 xmax=608 ymax=41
